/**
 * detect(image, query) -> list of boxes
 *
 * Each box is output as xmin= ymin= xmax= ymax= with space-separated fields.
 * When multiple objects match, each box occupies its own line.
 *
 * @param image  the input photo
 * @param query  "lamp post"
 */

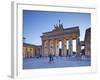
xmin=23 ymin=37 xmax=26 ymax=43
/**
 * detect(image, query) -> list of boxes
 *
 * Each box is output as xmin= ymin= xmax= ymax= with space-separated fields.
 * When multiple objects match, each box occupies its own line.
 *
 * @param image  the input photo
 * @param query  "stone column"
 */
xmin=42 ymin=40 xmax=44 ymax=56
xmin=33 ymin=48 xmax=35 ymax=57
xmin=47 ymin=39 xmax=50 ymax=56
xmin=68 ymin=38 xmax=73 ymax=56
xmin=61 ymin=38 xmax=67 ymax=56
xmin=44 ymin=40 xmax=49 ymax=57
xmin=76 ymin=37 xmax=81 ymax=56
xmin=50 ymin=39 xmax=54 ymax=55
xmin=64 ymin=39 xmax=67 ymax=56
xmin=53 ymin=39 xmax=56 ymax=56
xmin=61 ymin=38 xmax=64 ymax=56
xmin=55 ymin=39 xmax=59 ymax=56
xmin=62 ymin=38 xmax=67 ymax=56
xmin=23 ymin=47 xmax=25 ymax=58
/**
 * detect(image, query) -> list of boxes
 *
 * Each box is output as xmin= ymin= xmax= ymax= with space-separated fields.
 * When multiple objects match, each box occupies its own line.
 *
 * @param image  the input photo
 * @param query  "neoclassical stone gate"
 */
xmin=41 ymin=22 xmax=80 ymax=57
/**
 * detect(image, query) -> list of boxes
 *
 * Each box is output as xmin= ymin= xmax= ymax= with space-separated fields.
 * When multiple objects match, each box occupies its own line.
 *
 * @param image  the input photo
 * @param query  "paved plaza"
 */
xmin=23 ymin=56 xmax=90 ymax=69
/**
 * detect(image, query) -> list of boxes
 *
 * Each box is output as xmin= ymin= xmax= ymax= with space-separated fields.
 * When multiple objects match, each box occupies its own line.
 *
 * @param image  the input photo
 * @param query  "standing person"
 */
xmin=51 ymin=54 xmax=53 ymax=62
xmin=49 ymin=53 xmax=52 ymax=63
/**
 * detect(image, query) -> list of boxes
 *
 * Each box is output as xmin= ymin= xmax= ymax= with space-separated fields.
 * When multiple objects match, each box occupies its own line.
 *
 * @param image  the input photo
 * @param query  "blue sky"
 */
xmin=23 ymin=10 xmax=91 ymax=45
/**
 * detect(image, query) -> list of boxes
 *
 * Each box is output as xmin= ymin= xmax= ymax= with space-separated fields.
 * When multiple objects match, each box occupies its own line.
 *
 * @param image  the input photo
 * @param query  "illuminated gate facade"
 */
xmin=41 ymin=23 xmax=80 ymax=57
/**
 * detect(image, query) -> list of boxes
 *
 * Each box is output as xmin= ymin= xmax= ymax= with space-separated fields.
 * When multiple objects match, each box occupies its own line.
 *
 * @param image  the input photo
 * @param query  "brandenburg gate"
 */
xmin=41 ymin=22 xmax=80 ymax=57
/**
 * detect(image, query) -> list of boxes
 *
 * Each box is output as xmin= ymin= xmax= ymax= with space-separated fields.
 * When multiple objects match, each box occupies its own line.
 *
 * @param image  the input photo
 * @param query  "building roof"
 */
xmin=23 ymin=43 xmax=41 ymax=48
xmin=41 ymin=26 xmax=80 ymax=38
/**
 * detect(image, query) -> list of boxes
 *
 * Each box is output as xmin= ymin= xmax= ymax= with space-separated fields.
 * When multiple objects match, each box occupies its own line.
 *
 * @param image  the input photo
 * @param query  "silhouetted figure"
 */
xmin=39 ymin=54 xmax=42 ymax=58
xmin=49 ymin=54 xmax=54 ymax=63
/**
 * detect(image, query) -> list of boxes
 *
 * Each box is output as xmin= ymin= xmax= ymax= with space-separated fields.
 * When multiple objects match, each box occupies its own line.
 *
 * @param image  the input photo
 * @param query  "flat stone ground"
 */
xmin=23 ymin=56 xmax=90 ymax=69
